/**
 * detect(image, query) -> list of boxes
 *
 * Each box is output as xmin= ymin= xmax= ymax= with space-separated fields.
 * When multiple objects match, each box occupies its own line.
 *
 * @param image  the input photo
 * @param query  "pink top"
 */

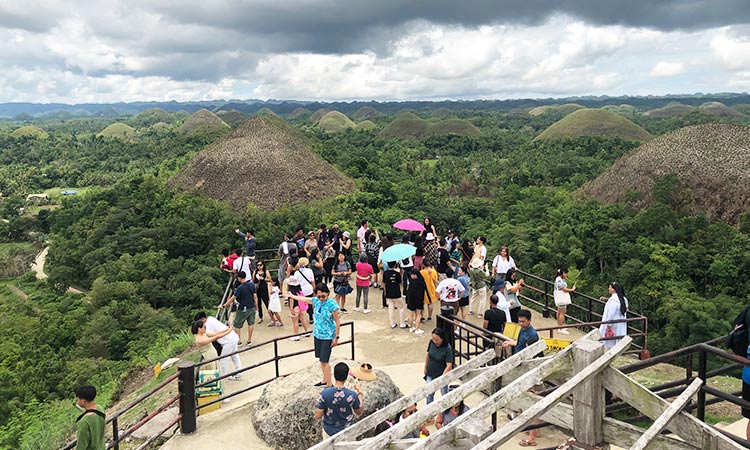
xmin=355 ymin=262 xmax=374 ymax=287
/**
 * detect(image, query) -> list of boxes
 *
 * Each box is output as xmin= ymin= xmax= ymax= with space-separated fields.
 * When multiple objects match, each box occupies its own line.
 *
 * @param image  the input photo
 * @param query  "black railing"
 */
xmin=62 ymin=322 xmax=356 ymax=449
xmin=516 ymin=270 xmax=649 ymax=358
xmin=610 ymin=337 xmax=750 ymax=448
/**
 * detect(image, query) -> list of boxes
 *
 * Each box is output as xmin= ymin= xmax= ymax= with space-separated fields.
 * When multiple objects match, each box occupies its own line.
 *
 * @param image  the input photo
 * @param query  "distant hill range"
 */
xmin=169 ymin=116 xmax=355 ymax=210
xmin=3 ymin=93 xmax=750 ymax=119
xmin=583 ymin=123 xmax=750 ymax=224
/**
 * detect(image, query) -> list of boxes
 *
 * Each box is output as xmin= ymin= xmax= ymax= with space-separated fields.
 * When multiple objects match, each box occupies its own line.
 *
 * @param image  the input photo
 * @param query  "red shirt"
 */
xmin=355 ymin=262 xmax=374 ymax=287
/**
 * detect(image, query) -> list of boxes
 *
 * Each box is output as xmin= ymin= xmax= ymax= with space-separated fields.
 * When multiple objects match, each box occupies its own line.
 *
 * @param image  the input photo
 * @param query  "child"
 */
xmin=383 ymin=265 xmax=407 ymax=329
xmin=267 ymin=278 xmax=283 ymax=327
xmin=286 ymin=276 xmax=310 ymax=341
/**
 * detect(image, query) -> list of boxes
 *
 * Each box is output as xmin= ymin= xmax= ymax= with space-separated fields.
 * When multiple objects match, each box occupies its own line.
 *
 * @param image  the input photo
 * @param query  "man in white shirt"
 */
xmin=232 ymin=250 xmax=252 ymax=277
xmin=197 ymin=312 xmax=243 ymax=380
xmin=436 ymin=277 xmax=466 ymax=316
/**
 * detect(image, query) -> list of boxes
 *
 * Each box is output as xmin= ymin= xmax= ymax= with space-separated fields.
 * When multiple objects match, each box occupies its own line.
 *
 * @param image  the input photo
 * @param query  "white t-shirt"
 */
xmin=476 ymin=245 xmax=487 ymax=261
xmin=436 ymin=278 xmax=466 ymax=303
xmin=357 ymin=226 xmax=368 ymax=251
xmin=233 ymin=256 xmax=252 ymax=274
xmin=205 ymin=316 xmax=239 ymax=345
xmin=492 ymin=255 xmax=515 ymax=276
xmin=295 ymin=267 xmax=315 ymax=296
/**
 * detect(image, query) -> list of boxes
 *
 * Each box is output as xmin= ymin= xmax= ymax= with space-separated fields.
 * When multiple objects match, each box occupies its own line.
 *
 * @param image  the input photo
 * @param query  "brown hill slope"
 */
xmin=583 ymin=124 xmax=750 ymax=224
xmin=535 ymin=108 xmax=652 ymax=142
xmin=169 ymin=116 xmax=355 ymax=210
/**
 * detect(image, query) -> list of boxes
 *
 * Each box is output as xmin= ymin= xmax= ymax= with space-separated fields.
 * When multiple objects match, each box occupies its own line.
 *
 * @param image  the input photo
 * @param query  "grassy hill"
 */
xmin=379 ymin=112 xmax=430 ymax=139
xmin=535 ymin=108 xmax=652 ymax=142
xmin=317 ymin=111 xmax=356 ymax=133
xmin=97 ymin=122 xmax=137 ymax=140
xmin=601 ymin=104 xmax=639 ymax=118
xmin=352 ymin=106 xmax=380 ymax=121
xmin=700 ymin=101 xmax=744 ymax=118
xmin=169 ymin=116 xmax=355 ymax=210
xmin=177 ymin=109 xmax=230 ymax=137
xmin=288 ymin=107 xmax=312 ymax=119
xmin=355 ymin=120 xmax=377 ymax=131
xmin=129 ymin=108 xmax=172 ymax=127
xmin=644 ymin=104 xmax=695 ymax=118
xmin=255 ymin=107 xmax=278 ymax=116
xmin=528 ymin=103 xmax=585 ymax=117
xmin=429 ymin=107 xmax=452 ymax=119
xmin=309 ymin=108 xmax=331 ymax=124
xmin=426 ymin=118 xmax=480 ymax=137
xmin=10 ymin=125 xmax=48 ymax=139
xmin=217 ymin=109 xmax=250 ymax=128
xmin=583 ymin=123 xmax=750 ymax=224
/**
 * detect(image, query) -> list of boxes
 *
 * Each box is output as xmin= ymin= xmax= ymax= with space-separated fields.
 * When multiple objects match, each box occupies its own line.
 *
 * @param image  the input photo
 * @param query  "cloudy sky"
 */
xmin=2 ymin=0 xmax=750 ymax=103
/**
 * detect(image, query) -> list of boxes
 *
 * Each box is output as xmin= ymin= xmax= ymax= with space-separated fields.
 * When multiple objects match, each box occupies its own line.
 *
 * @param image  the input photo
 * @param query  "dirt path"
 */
xmin=30 ymin=246 xmax=84 ymax=294
xmin=7 ymin=284 xmax=28 ymax=300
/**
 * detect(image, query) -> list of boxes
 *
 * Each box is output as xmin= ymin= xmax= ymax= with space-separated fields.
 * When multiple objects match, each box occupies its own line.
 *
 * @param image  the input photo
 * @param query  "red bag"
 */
xmin=604 ymin=326 xmax=615 ymax=339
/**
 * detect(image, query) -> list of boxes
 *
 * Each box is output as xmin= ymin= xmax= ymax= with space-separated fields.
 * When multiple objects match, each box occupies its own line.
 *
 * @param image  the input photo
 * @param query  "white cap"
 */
xmin=425 ymin=232 xmax=435 ymax=240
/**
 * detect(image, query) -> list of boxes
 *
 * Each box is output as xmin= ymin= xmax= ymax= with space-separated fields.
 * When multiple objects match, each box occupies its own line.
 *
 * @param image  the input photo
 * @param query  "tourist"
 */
xmin=223 ymin=271 xmax=257 ymax=345
xmin=196 ymin=311 xmax=243 ymax=379
xmin=436 ymin=272 xmax=465 ymax=316
xmin=295 ymin=257 xmax=316 ymax=324
xmin=504 ymin=268 xmax=525 ymax=323
xmin=357 ymin=220 xmax=369 ymax=253
xmin=309 ymin=247 xmax=326 ymax=286
xmin=413 ymin=235 xmax=424 ymax=270
xmin=468 ymin=258 xmax=488 ymax=317
xmin=364 ymin=231 xmax=381 ymax=288
xmin=304 ymin=230 xmax=318 ymax=257
xmin=74 ymin=385 xmax=106 ymax=450
xmin=423 ymin=233 xmax=438 ymax=269
xmin=277 ymin=233 xmax=298 ymax=283
xmin=491 ymin=246 xmax=517 ymax=291
xmin=459 ymin=238 xmax=473 ymax=269
xmin=232 ymin=248 xmax=252 ymax=277
xmin=285 ymin=283 xmax=342 ymax=387
xmin=235 ymin=228 xmax=257 ymax=271
xmin=399 ymin=235 xmax=415 ymax=295
xmin=456 ymin=266 xmax=470 ymax=320
xmin=468 ymin=236 xmax=487 ymax=269
xmin=554 ymin=266 xmax=576 ymax=334
xmin=329 ymin=224 xmax=342 ymax=245
xmin=322 ymin=238 xmax=336 ymax=285
xmin=220 ymin=248 xmax=237 ymax=274
xmin=294 ymin=227 xmax=306 ymax=250
xmin=267 ymin=279 xmax=283 ymax=327
xmin=421 ymin=259 xmax=438 ymax=322
xmin=354 ymin=253 xmax=374 ymax=313
xmin=375 ymin=404 xmax=425 ymax=438
xmin=599 ymin=282 xmax=628 ymax=348
xmin=191 ymin=319 xmax=234 ymax=356
xmin=435 ymin=400 xmax=470 ymax=429
xmin=449 ymin=239 xmax=462 ymax=279
xmin=315 ymin=362 xmax=363 ymax=439
xmin=421 ymin=217 xmax=438 ymax=240
xmin=338 ymin=231 xmax=353 ymax=266
xmin=317 ymin=224 xmax=329 ymax=251
xmin=424 ymin=327 xmax=454 ymax=404
xmin=383 ymin=264 xmax=407 ymax=329
xmin=253 ymin=260 xmax=272 ymax=324
xmin=286 ymin=275 xmax=310 ymax=340
xmin=445 ymin=230 xmax=459 ymax=254
xmin=406 ymin=268 xmax=427 ymax=334
xmin=484 ymin=294 xmax=507 ymax=334
xmin=332 ymin=252 xmax=352 ymax=312
xmin=436 ymin=238 xmax=451 ymax=282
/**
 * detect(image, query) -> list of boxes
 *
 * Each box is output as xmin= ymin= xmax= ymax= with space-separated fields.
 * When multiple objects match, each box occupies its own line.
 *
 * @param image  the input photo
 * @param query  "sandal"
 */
xmin=519 ymin=439 xmax=537 ymax=447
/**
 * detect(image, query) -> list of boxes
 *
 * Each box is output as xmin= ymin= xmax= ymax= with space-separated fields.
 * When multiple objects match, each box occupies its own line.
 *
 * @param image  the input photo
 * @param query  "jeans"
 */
xmin=356 ymin=285 xmax=369 ymax=309
xmin=425 ymin=375 xmax=450 ymax=404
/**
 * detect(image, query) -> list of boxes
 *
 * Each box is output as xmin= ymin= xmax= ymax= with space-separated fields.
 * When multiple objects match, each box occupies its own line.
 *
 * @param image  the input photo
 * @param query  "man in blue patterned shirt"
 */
xmin=315 ymin=362 xmax=364 ymax=439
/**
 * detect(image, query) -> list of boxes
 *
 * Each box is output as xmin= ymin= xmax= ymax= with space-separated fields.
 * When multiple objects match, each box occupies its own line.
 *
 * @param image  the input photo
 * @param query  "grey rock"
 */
xmin=252 ymin=359 xmax=402 ymax=450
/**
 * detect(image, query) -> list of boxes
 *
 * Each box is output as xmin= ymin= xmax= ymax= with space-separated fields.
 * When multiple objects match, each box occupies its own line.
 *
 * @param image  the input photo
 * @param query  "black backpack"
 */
xmin=726 ymin=306 xmax=750 ymax=356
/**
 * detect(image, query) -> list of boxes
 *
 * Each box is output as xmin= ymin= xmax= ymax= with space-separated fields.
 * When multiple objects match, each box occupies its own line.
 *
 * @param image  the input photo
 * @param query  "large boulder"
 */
xmin=252 ymin=359 xmax=402 ymax=450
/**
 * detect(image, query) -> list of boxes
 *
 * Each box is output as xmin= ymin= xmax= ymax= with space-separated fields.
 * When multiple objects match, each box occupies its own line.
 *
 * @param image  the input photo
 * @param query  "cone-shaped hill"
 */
xmin=289 ymin=107 xmax=312 ymax=119
xmin=97 ymin=122 xmax=137 ymax=140
xmin=583 ymin=124 xmax=750 ymax=224
xmin=309 ymin=108 xmax=331 ymax=124
xmin=352 ymin=106 xmax=381 ymax=121
xmin=169 ymin=116 xmax=356 ymax=211
xmin=177 ymin=109 xmax=230 ymax=137
xmin=217 ymin=109 xmax=250 ymax=128
xmin=11 ymin=125 xmax=48 ymax=139
xmin=535 ymin=108 xmax=652 ymax=142
xmin=699 ymin=101 xmax=744 ymax=118
xmin=644 ymin=104 xmax=695 ymax=118
xmin=129 ymin=108 xmax=172 ymax=127
xmin=317 ymin=111 xmax=355 ymax=133
xmin=528 ymin=103 xmax=585 ymax=117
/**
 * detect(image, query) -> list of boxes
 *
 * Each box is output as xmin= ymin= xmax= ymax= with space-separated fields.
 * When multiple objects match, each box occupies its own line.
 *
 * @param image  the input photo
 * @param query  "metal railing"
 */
xmin=516 ymin=270 xmax=649 ymax=358
xmin=62 ymin=321 xmax=356 ymax=449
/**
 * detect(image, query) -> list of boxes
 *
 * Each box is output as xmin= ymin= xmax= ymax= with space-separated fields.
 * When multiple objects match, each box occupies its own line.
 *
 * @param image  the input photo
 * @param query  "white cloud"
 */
xmin=650 ymin=61 xmax=686 ymax=77
xmin=711 ymin=27 xmax=750 ymax=70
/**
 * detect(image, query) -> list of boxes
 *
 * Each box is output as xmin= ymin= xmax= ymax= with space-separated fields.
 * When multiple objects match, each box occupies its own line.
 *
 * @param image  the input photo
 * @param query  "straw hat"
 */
xmin=351 ymin=363 xmax=376 ymax=381
xmin=286 ymin=275 xmax=300 ymax=286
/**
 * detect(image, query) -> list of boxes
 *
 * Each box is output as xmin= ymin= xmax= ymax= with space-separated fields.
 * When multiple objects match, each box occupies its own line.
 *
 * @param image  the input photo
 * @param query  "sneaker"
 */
xmin=267 ymin=321 xmax=276 ymax=327
xmin=288 ymin=336 xmax=301 ymax=341
xmin=414 ymin=329 xmax=425 ymax=335
xmin=275 ymin=321 xmax=284 ymax=327
xmin=410 ymin=327 xmax=415 ymax=333
xmin=363 ymin=309 xmax=372 ymax=314
xmin=420 ymin=318 xmax=426 ymax=323
xmin=400 ymin=324 xmax=409 ymax=329
xmin=559 ymin=328 xmax=570 ymax=335
xmin=341 ymin=308 xmax=348 ymax=313
xmin=426 ymin=317 xmax=432 ymax=322
xmin=303 ymin=333 xmax=312 ymax=337
xmin=391 ymin=323 xmax=398 ymax=329
xmin=353 ymin=307 xmax=360 ymax=312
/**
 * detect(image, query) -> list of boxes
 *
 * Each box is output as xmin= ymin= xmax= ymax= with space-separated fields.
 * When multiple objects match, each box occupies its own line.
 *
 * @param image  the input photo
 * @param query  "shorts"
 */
xmin=314 ymin=337 xmax=333 ymax=363
xmin=233 ymin=307 xmax=256 ymax=327
xmin=407 ymin=297 xmax=424 ymax=311
xmin=743 ymin=382 xmax=750 ymax=419
xmin=458 ymin=296 xmax=469 ymax=307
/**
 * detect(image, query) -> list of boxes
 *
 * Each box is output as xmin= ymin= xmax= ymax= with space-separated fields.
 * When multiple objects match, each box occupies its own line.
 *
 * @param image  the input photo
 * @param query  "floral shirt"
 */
xmin=313 ymin=297 xmax=340 ymax=340
xmin=317 ymin=386 xmax=361 ymax=435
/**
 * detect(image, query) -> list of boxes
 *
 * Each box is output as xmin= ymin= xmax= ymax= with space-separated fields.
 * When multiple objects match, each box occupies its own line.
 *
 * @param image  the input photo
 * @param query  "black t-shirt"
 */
xmin=383 ymin=269 xmax=402 ymax=299
xmin=483 ymin=307 xmax=506 ymax=333
xmin=234 ymin=281 xmax=257 ymax=309
xmin=426 ymin=341 xmax=454 ymax=378
xmin=436 ymin=248 xmax=450 ymax=273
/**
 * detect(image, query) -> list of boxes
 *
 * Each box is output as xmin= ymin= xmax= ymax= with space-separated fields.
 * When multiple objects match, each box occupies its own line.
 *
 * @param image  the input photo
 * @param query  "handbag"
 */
xmin=553 ymin=289 xmax=571 ymax=307
xmin=604 ymin=325 xmax=615 ymax=339
xmin=335 ymin=284 xmax=353 ymax=296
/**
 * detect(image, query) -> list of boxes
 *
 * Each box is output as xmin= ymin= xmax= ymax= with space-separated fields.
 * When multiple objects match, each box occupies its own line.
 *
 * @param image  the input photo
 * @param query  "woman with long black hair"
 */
xmin=599 ymin=282 xmax=628 ymax=348
xmin=253 ymin=260 xmax=272 ymax=324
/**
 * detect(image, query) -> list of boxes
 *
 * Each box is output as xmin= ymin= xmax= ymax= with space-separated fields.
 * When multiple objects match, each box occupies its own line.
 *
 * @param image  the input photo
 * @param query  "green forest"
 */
xmin=1 ymin=101 xmax=750 ymax=449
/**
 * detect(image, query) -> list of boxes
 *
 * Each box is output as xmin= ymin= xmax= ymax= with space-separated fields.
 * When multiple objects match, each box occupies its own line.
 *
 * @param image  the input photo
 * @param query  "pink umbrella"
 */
xmin=393 ymin=219 xmax=426 ymax=231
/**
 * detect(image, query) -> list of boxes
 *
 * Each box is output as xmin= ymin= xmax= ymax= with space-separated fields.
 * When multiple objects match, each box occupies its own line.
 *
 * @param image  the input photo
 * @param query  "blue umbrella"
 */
xmin=380 ymin=244 xmax=416 ymax=262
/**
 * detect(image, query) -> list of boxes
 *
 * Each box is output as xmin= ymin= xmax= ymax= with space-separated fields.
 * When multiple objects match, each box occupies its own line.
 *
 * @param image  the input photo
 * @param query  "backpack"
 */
xmin=726 ymin=306 xmax=750 ymax=356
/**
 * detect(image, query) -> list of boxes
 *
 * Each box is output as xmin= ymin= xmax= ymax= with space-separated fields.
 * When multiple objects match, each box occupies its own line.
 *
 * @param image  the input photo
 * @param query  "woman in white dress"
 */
xmin=599 ymin=282 xmax=628 ymax=349
xmin=554 ymin=266 xmax=576 ymax=334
